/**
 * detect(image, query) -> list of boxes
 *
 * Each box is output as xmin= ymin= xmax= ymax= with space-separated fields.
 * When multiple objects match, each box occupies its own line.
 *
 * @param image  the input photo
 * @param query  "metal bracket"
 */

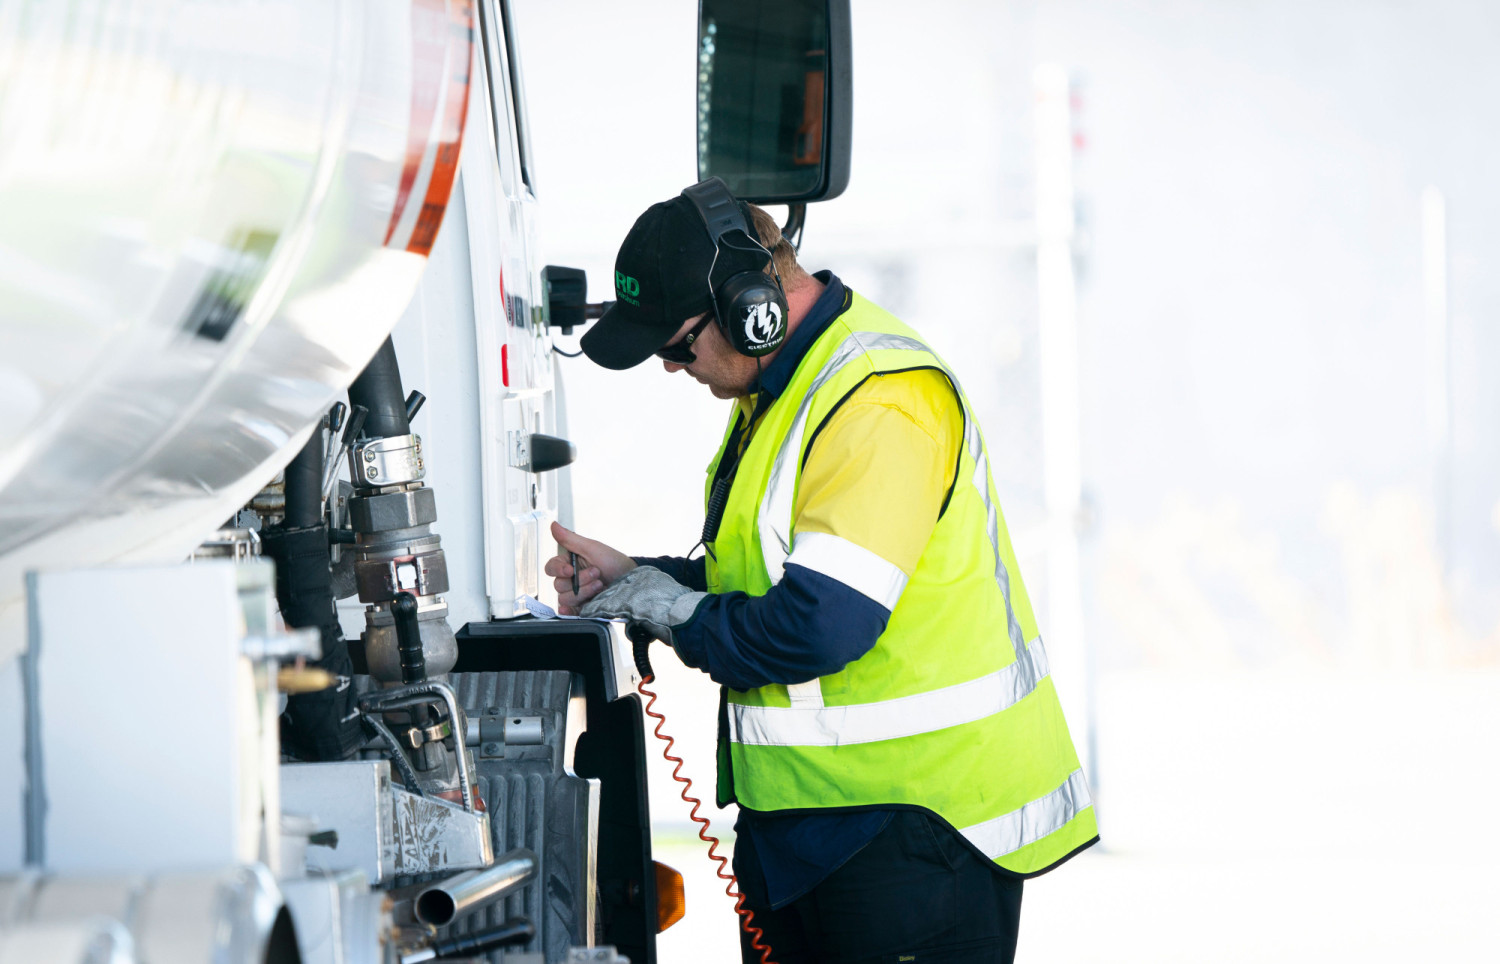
xmin=465 ymin=712 xmax=545 ymax=758
xmin=391 ymin=787 xmax=493 ymax=875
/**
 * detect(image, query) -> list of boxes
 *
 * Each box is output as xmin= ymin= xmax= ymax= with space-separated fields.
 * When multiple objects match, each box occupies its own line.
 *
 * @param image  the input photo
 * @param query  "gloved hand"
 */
xmin=546 ymin=522 xmax=637 ymax=614
xmin=578 ymin=565 xmax=708 ymax=646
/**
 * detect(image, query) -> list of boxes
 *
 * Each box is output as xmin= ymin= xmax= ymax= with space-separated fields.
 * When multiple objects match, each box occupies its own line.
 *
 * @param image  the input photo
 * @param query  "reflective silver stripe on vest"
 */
xmin=959 ymin=768 xmax=1092 ymax=860
xmin=759 ymin=331 xmax=932 ymax=580
xmin=731 ymin=636 xmax=1051 ymax=747
xmin=786 ymin=531 xmax=908 ymax=611
xmin=970 ymin=446 xmax=1034 ymax=672
xmin=753 ymin=327 xmax=1051 ymax=731
xmin=758 ymin=330 xmax=1034 ymax=668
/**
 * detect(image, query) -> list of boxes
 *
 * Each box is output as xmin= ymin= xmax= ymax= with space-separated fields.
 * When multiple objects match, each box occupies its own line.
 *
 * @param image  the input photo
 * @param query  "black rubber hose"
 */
xmin=282 ymin=430 xmax=324 ymax=529
xmin=627 ymin=622 xmax=655 ymax=680
xmin=428 ymin=918 xmax=534 ymax=959
xmin=404 ymin=389 xmax=426 ymax=422
xmin=361 ymin=714 xmax=427 ymax=797
xmin=394 ymin=591 xmax=426 ymax=684
xmin=347 ymin=336 xmax=411 ymax=440
xmin=264 ymin=430 xmax=362 ymax=761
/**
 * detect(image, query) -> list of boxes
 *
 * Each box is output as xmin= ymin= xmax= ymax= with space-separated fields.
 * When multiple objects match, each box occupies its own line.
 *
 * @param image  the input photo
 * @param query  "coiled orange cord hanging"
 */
xmin=637 ymin=669 xmax=777 ymax=964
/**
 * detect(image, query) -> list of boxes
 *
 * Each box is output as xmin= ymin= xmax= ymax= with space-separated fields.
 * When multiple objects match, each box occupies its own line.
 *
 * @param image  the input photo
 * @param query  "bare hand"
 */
xmin=545 ymin=521 xmax=637 ymax=614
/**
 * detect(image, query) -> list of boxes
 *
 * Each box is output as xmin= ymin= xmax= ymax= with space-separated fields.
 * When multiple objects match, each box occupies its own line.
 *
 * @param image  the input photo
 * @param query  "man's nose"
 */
xmin=662 ymin=359 xmax=686 ymax=374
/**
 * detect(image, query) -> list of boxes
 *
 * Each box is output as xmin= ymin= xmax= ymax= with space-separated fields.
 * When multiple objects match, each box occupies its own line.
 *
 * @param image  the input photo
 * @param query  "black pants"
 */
xmin=733 ymin=810 xmax=1023 ymax=964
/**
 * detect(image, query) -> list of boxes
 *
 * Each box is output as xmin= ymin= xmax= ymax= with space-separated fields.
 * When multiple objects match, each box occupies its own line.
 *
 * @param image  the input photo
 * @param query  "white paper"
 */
xmin=520 ymin=594 xmax=606 ymax=621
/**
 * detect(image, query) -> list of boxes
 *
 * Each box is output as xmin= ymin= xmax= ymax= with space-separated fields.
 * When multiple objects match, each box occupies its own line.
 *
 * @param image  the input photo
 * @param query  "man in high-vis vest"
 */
xmin=547 ymin=179 xmax=1097 ymax=964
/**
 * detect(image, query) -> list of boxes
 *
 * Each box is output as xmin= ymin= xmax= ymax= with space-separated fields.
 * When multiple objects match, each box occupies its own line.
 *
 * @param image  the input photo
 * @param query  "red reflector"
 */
xmin=501 ymin=343 xmax=509 ymax=386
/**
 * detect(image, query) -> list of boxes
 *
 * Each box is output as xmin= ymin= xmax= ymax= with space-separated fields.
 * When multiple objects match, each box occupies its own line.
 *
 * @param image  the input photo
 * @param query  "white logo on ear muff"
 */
xmin=742 ymin=301 xmax=784 ymax=347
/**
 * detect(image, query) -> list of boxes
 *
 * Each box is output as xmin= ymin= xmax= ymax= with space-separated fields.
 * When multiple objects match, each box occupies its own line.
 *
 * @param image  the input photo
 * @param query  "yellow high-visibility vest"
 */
xmin=705 ymin=293 xmax=1098 ymax=875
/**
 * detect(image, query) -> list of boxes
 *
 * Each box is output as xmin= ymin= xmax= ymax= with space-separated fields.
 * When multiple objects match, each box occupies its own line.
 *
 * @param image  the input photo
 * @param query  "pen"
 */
xmin=570 ymin=551 xmax=580 ymax=597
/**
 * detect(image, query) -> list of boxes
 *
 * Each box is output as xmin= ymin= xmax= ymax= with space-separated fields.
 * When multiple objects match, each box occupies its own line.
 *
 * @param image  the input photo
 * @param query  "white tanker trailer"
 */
xmin=0 ymin=1 xmax=851 ymax=961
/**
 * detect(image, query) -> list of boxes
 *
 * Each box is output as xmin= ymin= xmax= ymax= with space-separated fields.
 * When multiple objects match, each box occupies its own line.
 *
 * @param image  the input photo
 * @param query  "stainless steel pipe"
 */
xmin=413 ymin=849 xmax=537 ymax=927
xmin=360 ymin=679 xmax=475 ymax=811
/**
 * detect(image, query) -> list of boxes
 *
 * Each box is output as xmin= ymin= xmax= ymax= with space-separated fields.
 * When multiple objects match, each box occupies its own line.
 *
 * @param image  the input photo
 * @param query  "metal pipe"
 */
xmin=322 ymin=403 xmax=367 ymax=499
xmin=321 ymin=402 xmax=346 ymax=479
xmin=413 ymin=850 xmax=536 ymax=927
xmin=319 ymin=402 xmax=346 ymax=493
xmin=463 ymin=715 xmax=543 ymax=747
xmin=360 ymin=679 xmax=474 ymax=812
xmin=347 ymin=337 xmax=411 ymax=440
xmin=249 ymin=490 xmax=286 ymax=511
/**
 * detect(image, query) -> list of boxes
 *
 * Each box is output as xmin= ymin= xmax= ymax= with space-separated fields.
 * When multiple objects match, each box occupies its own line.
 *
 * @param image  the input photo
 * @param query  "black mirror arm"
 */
xmin=781 ymin=203 xmax=807 ymax=253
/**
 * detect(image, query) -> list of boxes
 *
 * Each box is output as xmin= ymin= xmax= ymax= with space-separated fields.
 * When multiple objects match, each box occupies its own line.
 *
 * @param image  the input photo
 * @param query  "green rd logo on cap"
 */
xmin=615 ymin=271 xmax=641 ymax=305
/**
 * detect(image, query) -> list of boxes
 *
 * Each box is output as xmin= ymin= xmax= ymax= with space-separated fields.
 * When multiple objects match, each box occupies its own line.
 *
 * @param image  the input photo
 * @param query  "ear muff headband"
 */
xmin=681 ymin=177 xmax=789 ymax=358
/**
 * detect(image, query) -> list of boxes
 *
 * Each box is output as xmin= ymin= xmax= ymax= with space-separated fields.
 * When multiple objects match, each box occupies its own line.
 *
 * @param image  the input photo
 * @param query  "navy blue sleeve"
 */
xmin=669 ymin=563 xmax=889 ymax=691
xmin=629 ymin=555 xmax=708 ymax=592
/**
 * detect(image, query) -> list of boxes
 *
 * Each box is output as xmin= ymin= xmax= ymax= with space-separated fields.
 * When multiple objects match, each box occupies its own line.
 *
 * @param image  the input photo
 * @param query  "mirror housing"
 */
xmin=543 ymin=265 xmax=587 ymax=334
xmin=696 ymin=0 xmax=852 ymax=204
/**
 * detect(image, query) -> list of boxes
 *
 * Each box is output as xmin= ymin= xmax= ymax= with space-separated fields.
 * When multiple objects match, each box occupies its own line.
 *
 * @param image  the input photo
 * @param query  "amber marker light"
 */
xmin=654 ymin=861 xmax=686 ymax=932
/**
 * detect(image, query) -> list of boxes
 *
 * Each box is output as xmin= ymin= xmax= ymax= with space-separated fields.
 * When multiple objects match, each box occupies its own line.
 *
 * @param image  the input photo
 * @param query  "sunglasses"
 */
xmin=655 ymin=314 xmax=714 ymax=365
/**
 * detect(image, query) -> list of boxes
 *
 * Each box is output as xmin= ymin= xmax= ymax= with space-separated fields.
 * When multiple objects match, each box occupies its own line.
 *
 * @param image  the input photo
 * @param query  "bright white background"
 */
xmin=512 ymin=1 xmax=1500 ymax=960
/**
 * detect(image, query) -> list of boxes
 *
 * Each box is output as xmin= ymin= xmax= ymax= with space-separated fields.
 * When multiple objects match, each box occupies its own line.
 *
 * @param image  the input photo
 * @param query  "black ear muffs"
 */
xmin=681 ymin=177 xmax=789 ymax=358
xmin=715 ymin=267 xmax=788 ymax=357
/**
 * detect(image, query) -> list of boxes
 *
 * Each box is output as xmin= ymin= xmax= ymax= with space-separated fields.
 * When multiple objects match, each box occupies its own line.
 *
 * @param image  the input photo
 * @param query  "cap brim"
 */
xmin=579 ymin=300 xmax=676 ymax=371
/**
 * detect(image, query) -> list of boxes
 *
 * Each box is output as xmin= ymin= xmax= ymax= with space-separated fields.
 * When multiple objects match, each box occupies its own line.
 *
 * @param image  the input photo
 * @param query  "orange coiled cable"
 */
xmin=638 ymin=674 xmax=777 ymax=964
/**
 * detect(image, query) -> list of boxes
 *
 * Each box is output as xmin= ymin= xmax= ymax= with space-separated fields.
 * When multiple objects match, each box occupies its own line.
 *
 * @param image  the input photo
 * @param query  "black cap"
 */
xmin=581 ymin=194 xmax=767 ymax=370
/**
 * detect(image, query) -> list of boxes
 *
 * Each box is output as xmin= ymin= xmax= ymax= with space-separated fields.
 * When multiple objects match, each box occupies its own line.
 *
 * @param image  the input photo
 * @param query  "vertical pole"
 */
xmin=22 ymin=571 xmax=46 ymax=867
xmin=1422 ymin=187 xmax=1451 ymax=581
xmin=1034 ymin=65 xmax=1096 ymax=796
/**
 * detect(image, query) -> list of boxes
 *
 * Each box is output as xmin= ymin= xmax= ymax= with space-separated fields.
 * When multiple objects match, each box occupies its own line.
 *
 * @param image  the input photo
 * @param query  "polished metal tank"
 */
xmin=0 ymin=0 xmax=476 ymax=657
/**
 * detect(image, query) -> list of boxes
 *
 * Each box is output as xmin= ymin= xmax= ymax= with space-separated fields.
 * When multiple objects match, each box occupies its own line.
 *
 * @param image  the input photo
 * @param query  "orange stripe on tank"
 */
xmin=406 ymin=0 xmax=474 ymax=257
xmin=383 ymin=0 xmax=459 ymax=248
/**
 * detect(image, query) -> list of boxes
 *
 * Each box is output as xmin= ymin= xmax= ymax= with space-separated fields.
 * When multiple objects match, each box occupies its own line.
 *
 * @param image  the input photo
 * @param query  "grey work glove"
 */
xmin=578 ymin=565 xmax=708 ymax=645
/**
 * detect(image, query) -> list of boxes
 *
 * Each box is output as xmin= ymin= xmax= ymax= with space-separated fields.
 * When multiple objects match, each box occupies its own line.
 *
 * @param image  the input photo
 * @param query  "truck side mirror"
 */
xmin=544 ymin=265 xmax=613 ymax=336
xmin=543 ymin=265 xmax=587 ymax=334
xmin=696 ymin=0 xmax=852 ymax=204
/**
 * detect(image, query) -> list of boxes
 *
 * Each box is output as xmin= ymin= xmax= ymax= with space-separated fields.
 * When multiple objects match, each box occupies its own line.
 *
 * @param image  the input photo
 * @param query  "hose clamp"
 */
xmin=350 ymin=433 xmax=425 ymax=487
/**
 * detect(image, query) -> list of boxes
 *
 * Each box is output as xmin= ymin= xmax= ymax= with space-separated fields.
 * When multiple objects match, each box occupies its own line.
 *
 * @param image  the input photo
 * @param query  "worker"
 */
xmin=545 ymin=177 xmax=1097 ymax=964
